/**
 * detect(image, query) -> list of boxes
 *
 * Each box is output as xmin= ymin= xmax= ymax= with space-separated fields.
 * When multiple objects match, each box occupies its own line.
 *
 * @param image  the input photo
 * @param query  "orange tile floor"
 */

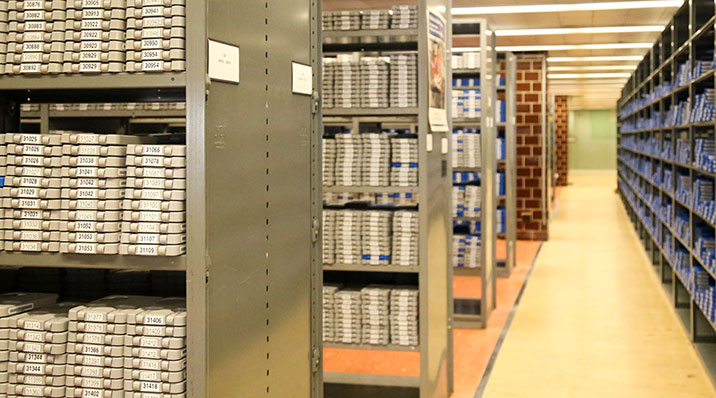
xmin=323 ymin=240 xmax=543 ymax=395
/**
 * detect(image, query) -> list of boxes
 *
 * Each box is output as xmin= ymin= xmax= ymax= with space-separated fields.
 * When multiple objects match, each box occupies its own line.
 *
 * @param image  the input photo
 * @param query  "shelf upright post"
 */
xmin=450 ymin=18 xmax=497 ymax=329
xmin=504 ymin=52 xmax=518 ymax=275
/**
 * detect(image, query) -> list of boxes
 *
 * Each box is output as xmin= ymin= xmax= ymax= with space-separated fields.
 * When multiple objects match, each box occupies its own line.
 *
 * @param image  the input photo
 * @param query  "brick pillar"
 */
xmin=515 ymin=54 xmax=548 ymax=241
xmin=554 ymin=95 xmax=569 ymax=186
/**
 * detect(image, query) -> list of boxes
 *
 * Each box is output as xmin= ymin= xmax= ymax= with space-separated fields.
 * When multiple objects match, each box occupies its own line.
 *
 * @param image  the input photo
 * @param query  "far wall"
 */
xmin=567 ymin=109 xmax=617 ymax=170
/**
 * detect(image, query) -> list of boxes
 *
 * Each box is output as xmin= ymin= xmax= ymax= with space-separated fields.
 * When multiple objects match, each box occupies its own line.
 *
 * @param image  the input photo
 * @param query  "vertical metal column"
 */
xmin=504 ymin=53 xmax=518 ymax=274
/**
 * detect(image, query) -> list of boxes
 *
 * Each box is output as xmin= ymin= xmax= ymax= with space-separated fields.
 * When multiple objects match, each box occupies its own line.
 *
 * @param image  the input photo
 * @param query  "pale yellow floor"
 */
xmin=482 ymin=170 xmax=716 ymax=398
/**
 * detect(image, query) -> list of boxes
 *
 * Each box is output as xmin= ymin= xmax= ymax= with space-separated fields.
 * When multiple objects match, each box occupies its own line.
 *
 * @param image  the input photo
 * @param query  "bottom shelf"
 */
xmin=324 ymin=342 xmax=418 ymax=352
xmin=324 ymin=372 xmax=420 ymax=388
xmin=453 ymin=297 xmax=482 ymax=329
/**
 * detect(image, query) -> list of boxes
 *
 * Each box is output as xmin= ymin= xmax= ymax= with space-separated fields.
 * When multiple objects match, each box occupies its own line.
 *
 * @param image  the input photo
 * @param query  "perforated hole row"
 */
xmin=264 ymin=1 xmax=271 ymax=395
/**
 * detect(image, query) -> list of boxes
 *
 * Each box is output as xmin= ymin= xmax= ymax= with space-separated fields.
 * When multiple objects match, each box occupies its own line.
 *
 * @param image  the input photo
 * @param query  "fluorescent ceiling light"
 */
xmin=549 ymin=65 xmax=637 ymax=71
xmin=497 ymin=43 xmax=653 ymax=51
xmin=453 ymin=1 xmax=683 ymax=15
xmin=496 ymin=26 xmax=664 ymax=36
xmin=550 ymin=73 xmax=632 ymax=78
xmin=548 ymin=56 xmax=644 ymax=62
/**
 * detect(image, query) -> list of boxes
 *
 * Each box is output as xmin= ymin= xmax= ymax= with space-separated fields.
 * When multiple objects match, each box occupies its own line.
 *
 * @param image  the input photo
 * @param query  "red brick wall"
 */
xmin=554 ymin=96 xmax=569 ymax=186
xmin=515 ymin=55 xmax=548 ymax=241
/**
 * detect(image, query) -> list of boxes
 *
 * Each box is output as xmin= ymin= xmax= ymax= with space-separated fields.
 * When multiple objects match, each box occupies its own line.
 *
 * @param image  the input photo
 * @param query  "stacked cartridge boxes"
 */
xmin=390 ymin=135 xmax=418 ymax=187
xmin=389 ymin=54 xmax=417 ymax=108
xmin=389 ymin=287 xmax=418 ymax=346
xmin=361 ymin=134 xmax=390 ymax=186
xmin=360 ymin=286 xmax=390 ymax=345
xmin=322 ymin=6 xmax=417 ymax=31
xmin=322 ymin=209 xmax=417 ymax=267
xmin=390 ymin=6 xmax=417 ymax=29
xmin=0 ymin=132 xmax=186 ymax=256
xmin=332 ymin=288 xmax=361 ymax=344
xmin=322 ymin=285 xmax=419 ymax=347
xmin=452 ymin=89 xmax=481 ymax=119
xmin=360 ymin=9 xmax=389 ymax=30
xmin=0 ymin=0 xmax=186 ymax=75
xmin=391 ymin=210 xmax=417 ymax=267
xmin=323 ymin=54 xmax=418 ymax=110
xmin=324 ymin=133 xmax=418 ymax=187
xmin=690 ymin=89 xmax=715 ymax=123
xmin=58 ymin=132 xmax=138 ymax=255
xmin=121 ymin=144 xmax=187 ymax=257
xmin=322 ymin=210 xmax=336 ymax=265
xmin=62 ymin=0 xmax=127 ymax=74
xmin=452 ymin=53 xmax=480 ymax=70
xmin=322 ymin=285 xmax=339 ymax=343
xmin=452 ymin=186 xmax=480 ymax=218
xmin=452 ymin=235 xmax=480 ymax=268
xmin=360 ymin=57 xmax=390 ymax=108
xmin=122 ymin=297 xmax=187 ymax=398
xmin=694 ymin=138 xmax=716 ymax=172
xmin=7 ymin=304 xmax=72 ymax=398
xmin=125 ymin=0 xmax=185 ymax=73
xmin=0 ymin=292 xmax=60 ymax=398
xmin=360 ymin=211 xmax=391 ymax=266
xmin=1 ymin=133 xmax=63 ymax=253
xmin=5 ymin=0 xmax=66 ymax=74
xmin=451 ymin=130 xmax=480 ymax=169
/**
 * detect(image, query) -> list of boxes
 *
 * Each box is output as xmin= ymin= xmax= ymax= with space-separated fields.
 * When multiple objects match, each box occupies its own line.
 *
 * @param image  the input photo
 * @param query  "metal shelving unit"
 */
xmin=617 ymin=0 xmax=716 ymax=383
xmin=497 ymin=52 xmax=518 ymax=277
xmin=0 ymin=1 xmax=322 ymax=397
xmin=450 ymin=19 xmax=497 ymax=329
xmin=320 ymin=2 xmax=452 ymax=397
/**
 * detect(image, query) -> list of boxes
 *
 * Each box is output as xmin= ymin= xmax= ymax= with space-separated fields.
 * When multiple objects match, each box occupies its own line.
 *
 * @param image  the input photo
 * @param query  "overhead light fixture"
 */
xmin=550 ymin=73 xmax=632 ymax=78
xmin=496 ymin=26 xmax=664 ymax=36
xmin=548 ymin=56 xmax=644 ymax=62
xmin=549 ymin=65 xmax=637 ymax=71
xmin=453 ymin=1 xmax=683 ymax=15
xmin=496 ymin=43 xmax=653 ymax=51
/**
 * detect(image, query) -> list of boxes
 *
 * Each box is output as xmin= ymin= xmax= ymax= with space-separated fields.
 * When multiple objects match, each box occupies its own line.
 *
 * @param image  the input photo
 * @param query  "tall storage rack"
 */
xmin=497 ymin=52 xmax=517 ymax=277
xmin=450 ymin=20 xmax=498 ymax=329
xmin=617 ymin=0 xmax=716 ymax=381
xmin=320 ymin=1 xmax=453 ymax=397
xmin=0 ymin=1 xmax=322 ymax=397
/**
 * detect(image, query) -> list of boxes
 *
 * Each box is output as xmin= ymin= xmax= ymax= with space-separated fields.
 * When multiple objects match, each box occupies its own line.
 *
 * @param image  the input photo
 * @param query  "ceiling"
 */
xmin=453 ymin=0 xmax=680 ymax=109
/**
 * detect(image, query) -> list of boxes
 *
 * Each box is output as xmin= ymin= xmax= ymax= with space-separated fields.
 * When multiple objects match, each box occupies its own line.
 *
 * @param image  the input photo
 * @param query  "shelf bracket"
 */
xmin=311 ymin=345 xmax=321 ymax=373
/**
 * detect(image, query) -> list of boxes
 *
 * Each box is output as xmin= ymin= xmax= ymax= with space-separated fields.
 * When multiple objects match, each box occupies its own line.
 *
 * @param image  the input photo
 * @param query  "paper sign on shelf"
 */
xmin=208 ymin=40 xmax=240 ymax=84
xmin=292 ymin=62 xmax=313 ymax=95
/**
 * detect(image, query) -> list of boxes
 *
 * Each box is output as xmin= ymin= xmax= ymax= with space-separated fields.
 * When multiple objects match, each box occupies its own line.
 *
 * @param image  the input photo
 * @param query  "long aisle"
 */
xmin=481 ymin=171 xmax=716 ymax=398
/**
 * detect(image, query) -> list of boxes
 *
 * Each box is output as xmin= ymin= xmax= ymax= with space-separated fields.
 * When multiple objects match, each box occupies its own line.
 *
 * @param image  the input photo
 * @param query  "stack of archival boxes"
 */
xmin=125 ymin=0 xmax=186 ymax=73
xmin=121 ymin=144 xmax=186 ymax=257
xmin=63 ymin=0 xmax=126 ymax=74
xmin=0 ymin=293 xmax=59 ymax=398
xmin=67 ymin=296 xmax=187 ymax=398
xmin=4 ymin=0 xmax=66 ymax=74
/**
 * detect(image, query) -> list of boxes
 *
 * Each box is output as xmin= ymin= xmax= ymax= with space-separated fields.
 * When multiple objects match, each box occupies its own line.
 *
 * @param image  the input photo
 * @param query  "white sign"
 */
xmin=208 ymin=40 xmax=240 ymax=84
xmin=292 ymin=62 xmax=313 ymax=95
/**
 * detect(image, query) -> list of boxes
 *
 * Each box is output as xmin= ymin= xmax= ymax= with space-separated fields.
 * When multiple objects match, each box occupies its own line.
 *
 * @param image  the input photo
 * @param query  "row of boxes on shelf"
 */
xmin=322 ymin=53 xmax=418 ymax=109
xmin=0 ymin=132 xmax=186 ymax=256
xmin=0 ymin=0 xmax=187 ymax=75
xmin=323 ymin=284 xmax=419 ymax=347
xmin=452 ymin=76 xmax=505 ymax=88
xmin=619 ymin=58 xmax=716 ymax=119
xmin=321 ymin=6 xmax=418 ymax=31
xmin=452 ymin=186 xmax=479 ymax=219
xmin=452 ymin=89 xmax=480 ymax=119
xmin=322 ymin=209 xmax=418 ymax=267
xmin=323 ymin=131 xmax=418 ymax=188
xmin=451 ymin=53 xmax=479 ymax=70
xmin=620 ymin=95 xmax=714 ymax=132
xmin=322 ymin=191 xmax=419 ymax=208
xmin=621 ymin=134 xmax=716 ymax=174
xmin=0 ymin=292 xmax=187 ymax=398
xmin=452 ymin=234 xmax=479 ymax=268
xmin=451 ymin=129 xmax=480 ymax=169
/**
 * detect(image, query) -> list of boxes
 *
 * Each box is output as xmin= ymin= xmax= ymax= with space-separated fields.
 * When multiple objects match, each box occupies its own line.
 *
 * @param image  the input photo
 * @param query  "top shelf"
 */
xmin=0 ymin=72 xmax=187 ymax=91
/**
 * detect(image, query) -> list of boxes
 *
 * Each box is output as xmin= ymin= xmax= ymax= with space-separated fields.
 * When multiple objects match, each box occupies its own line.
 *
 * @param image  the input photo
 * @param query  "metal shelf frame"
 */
xmin=320 ymin=2 xmax=452 ymax=398
xmin=0 ymin=1 xmax=322 ymax=398
xmin=497 ymin=52 xmax=517 ymax=277
xmin=617 ymin=0 xmax=716 ymax=386
xmin=449 ymin=19 xmax=498 ymax=330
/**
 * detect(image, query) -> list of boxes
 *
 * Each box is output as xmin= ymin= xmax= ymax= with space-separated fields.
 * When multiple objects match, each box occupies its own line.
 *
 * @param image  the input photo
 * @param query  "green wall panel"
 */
xmin=568 ymin=109 xmax=617 ymax=170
